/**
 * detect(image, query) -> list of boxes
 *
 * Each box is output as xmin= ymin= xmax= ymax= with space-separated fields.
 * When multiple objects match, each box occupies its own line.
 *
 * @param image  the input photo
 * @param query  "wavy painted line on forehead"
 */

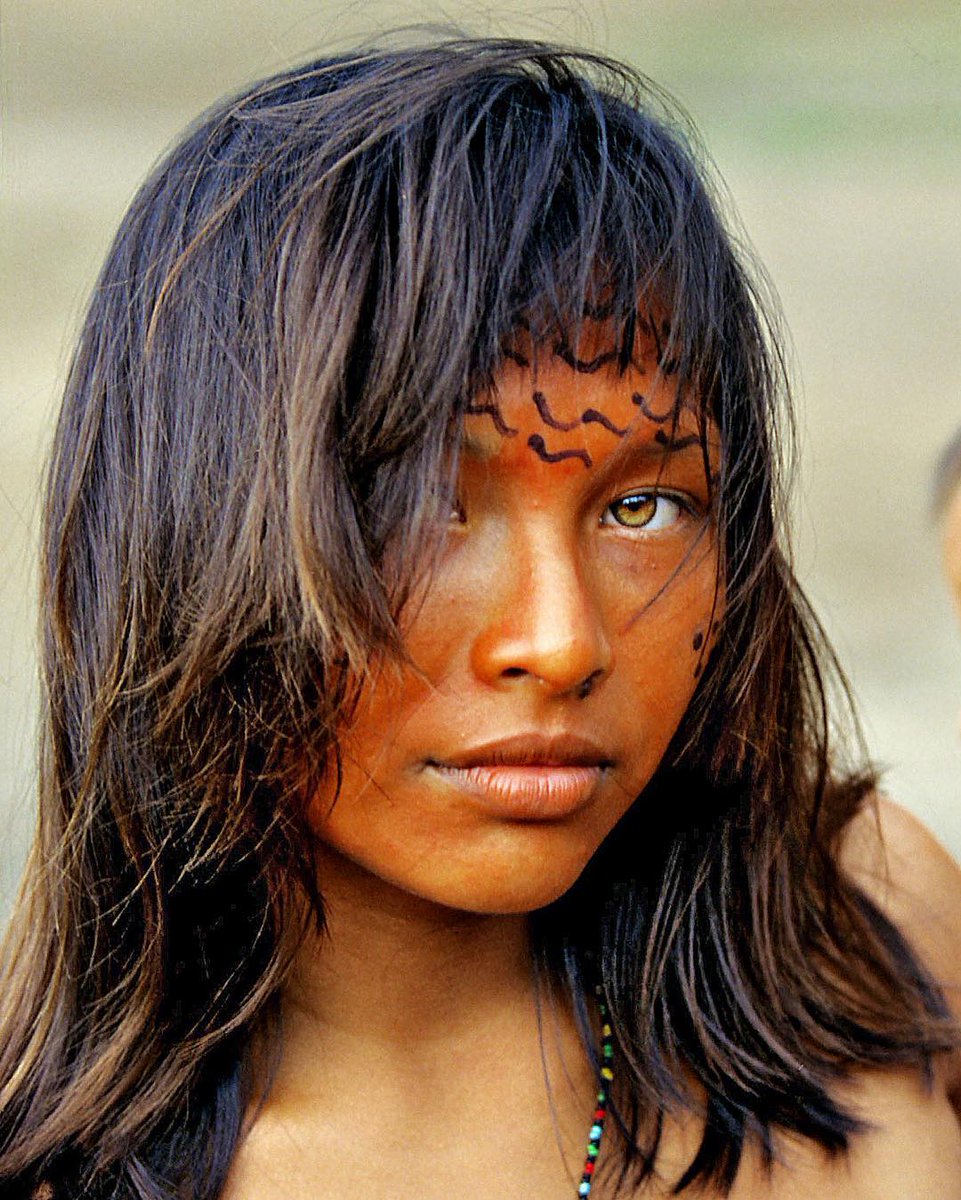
xmin=532 ymin=390 xmax=580 ymax=431
xmin=532 ymin=394 xmax=630 ymax=440
xmin=464 ymin=401 xmax=519 ymax=438
xmin=527 ymin=434 xmax=592 ymax=469
xmin=551 ymin=340 xmax=651 ymax=376
xmin=654 ymin=430 xmax=701 ymax=450
xmin=502 ymin=346 xmax=531 ymax=368
xmin=631 ymin=392 xmax=675 ymax=424
xmin=551 ymin=341 xmax=624 ymax=374
xmin=580 ymin=409 xmax=628 ymax=437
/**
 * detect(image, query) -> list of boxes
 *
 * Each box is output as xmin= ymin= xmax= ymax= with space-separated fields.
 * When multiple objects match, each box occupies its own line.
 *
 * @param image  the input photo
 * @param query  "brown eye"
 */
xmin=602 ymin=492 xmax=682 ymax=531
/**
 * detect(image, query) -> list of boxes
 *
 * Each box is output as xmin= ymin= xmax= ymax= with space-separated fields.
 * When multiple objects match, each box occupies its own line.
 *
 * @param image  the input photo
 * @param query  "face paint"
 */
xmin=532 ymin=390 xmax=581 ymax=431
xmin=551 ymin=339 xmax=624 ymax=375
xmin=526 ymin=434 xmax=593 ymax=469
xmin=654 ymin=430 xmax=700 ymax=449
xmin=465 ymin=401 xmax=519 ymax=438
xmin=631 ymin=392 xmax=674 ymax=424
xmin=308 ymin=332 xmax=721 ymax=916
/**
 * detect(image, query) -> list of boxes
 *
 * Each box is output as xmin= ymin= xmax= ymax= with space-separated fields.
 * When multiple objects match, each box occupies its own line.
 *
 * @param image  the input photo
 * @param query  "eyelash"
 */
xmin=600 ymin=490 xmax=691 ymax=532
xmin=450 ymin=491 xmax=695 ymax=531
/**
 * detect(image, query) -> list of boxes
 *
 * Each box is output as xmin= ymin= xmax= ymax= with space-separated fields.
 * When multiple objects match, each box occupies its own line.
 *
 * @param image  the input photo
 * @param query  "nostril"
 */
xmin=502 ymin=667 xmax=527 ymax=678
xmin=576 ymin=670 xmax=604 ymax=700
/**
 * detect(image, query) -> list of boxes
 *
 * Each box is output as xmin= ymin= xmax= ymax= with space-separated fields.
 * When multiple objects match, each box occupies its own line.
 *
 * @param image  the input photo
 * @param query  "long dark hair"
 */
xmin=0 ymin=37 xmax=955 ymax=1199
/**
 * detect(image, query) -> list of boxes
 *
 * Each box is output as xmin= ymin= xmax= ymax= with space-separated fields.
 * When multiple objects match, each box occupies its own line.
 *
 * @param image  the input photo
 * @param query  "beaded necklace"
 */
xmin=576 ymin=992 xmax=613 ymax=1198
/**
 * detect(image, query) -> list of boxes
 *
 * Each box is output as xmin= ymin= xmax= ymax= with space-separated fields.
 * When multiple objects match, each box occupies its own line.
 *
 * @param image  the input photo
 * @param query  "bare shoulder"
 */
xmin=725 ymin=1067 xmax=961 ymax=1200
xmin=625 ymin=797 xmax=961 ymax=1200
xmin=840 ymin=797 xmax=961 ymax=1016
xmin=840 ymin=795 xmax=961 ymax=1105
xmin=643 ymin=1066 xmax=961 ymax=1199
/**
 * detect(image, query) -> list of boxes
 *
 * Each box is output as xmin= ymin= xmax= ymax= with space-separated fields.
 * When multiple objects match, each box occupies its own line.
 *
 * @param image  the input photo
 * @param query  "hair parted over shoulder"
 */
xmin=0 ymin=36 xmax=956 ymax=1199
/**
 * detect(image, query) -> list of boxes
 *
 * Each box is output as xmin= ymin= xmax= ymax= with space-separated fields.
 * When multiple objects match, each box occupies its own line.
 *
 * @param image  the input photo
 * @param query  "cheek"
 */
xmin=615 ymin=541 xmax=720 ymax=642
xmin=691 ymin=612 xmax=723 ymax=679
xmin=615 ymin=565 xmax=720 ymax=719
xmin=306 ymin=667 xmax=428 ymax=819
xmin=397 ymin=577 xmax=476 ymax=682
xmin=620 ymin=625 xmax=700 ymax=716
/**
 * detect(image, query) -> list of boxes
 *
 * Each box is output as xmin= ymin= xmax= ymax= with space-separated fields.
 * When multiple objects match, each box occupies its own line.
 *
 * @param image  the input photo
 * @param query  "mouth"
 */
xmin=426 ymin=733 xmax=614 ymax=820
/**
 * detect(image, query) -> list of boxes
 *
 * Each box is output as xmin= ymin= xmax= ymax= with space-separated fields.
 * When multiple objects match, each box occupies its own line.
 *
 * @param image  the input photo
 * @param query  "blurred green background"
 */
xmin=3 ymin=1 xmax=961 ymax=917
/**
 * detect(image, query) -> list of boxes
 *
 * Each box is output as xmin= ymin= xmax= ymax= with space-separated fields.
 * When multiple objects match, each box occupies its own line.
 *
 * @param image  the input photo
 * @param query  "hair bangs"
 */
xmin=267 ymin=45 xmax=757 ymax=663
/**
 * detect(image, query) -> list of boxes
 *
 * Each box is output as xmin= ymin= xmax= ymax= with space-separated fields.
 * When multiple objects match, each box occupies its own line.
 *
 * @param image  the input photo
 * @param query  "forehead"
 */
xmin=463 ymin=323 xmax=710 ymax=474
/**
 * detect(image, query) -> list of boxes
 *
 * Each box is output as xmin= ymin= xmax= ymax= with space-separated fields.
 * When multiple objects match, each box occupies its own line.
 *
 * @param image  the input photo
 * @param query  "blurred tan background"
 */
xmin=2 ymin=1 xmax=960 ymax=918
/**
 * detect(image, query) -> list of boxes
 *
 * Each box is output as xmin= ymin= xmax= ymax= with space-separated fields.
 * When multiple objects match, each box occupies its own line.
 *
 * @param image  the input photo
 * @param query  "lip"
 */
xmin=427 ymin=733 xmax=614 ymax=820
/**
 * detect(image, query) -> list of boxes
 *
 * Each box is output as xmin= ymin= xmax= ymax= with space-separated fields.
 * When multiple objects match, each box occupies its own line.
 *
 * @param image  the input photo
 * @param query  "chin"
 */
xmin=427 ymin=861 xmax=589 ymax=916
xmin=316 ymin=829 xmax=600 ymax=918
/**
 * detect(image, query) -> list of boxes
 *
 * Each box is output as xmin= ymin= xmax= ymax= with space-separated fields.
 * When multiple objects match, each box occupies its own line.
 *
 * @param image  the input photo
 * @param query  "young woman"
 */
xmin=1 ymin=38 xmax=960 ymax=1200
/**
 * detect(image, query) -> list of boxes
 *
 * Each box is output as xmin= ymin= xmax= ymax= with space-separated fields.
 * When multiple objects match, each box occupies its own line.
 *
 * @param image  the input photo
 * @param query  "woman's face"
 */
xmin=310 ymin=333 xmax=721 ymax=914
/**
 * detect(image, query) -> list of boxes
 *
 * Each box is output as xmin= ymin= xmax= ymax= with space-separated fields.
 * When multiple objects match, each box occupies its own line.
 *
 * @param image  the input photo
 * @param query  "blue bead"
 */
xmin=579 ymin=1184 xmax=591 ymax=1197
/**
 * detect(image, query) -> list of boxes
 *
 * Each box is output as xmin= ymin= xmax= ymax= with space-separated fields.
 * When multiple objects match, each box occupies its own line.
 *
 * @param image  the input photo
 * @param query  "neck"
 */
xmin=286 ymin=845 xmax=538 ymax=1051
xmin=240 ymin=848 xmax=603 ymax=1198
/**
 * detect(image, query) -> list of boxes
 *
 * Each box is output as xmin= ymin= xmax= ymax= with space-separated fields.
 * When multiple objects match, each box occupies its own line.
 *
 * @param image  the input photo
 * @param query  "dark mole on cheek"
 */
xmin=692 ymin=630 xmax=704 ymax=652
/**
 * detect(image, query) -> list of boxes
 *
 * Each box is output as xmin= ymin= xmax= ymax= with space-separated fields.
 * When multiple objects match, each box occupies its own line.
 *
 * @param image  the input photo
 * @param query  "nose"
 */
xmin=470 ymin=534 xmax=613 ymax=698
